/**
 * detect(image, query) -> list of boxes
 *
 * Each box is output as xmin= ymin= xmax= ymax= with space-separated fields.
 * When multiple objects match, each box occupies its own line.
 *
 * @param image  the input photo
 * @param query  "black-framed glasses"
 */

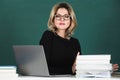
xmin=54 ymin=14 xmax=71 ymax=21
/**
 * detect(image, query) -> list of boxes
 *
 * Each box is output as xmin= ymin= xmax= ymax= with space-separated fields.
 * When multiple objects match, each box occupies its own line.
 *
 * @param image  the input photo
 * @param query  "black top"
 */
xmin=39 ymin=30 xmax=81 ymax=75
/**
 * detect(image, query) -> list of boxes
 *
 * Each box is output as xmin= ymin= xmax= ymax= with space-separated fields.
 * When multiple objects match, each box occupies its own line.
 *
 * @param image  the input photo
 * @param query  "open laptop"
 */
xmin=13 ymin=45 xmax=73 ymax=77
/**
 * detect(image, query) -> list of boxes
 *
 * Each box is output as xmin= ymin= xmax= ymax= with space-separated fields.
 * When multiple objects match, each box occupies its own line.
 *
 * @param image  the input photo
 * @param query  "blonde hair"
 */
xmin=47 ymin=2 xmax=77 ymax=39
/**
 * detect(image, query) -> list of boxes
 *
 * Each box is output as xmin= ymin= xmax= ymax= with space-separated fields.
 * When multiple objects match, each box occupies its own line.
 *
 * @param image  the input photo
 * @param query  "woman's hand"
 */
xmin=72 ymin=52 xmax=80 ymax=74
xmin=72 ymin=60 xmax=76 ymax=74
xmin=112 ymin=64 xmax=119 ymax=71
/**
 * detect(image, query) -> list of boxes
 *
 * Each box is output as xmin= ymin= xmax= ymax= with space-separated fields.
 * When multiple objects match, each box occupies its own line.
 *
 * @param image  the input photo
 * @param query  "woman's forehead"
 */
xmin=56 ymin=8 xmax=69 ymax=15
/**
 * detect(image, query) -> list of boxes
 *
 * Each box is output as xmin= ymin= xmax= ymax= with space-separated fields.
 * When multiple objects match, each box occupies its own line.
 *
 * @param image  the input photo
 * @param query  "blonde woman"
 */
xmin=40 ymin=2 xmax=80 ymax=75
xmin=40 ymin=2 xmax=118 ymax=75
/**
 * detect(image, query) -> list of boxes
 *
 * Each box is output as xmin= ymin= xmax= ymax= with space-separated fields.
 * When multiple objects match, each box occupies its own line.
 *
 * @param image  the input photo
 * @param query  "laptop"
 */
xmin=13 ymin=45 xmax=73 ymax=77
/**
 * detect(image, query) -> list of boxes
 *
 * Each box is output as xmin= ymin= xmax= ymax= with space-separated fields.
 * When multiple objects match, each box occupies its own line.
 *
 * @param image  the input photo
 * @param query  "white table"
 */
xmin=1 ymin=72 xmax=119 ymax=80
xmin=18 ymin=76 xmax=120 ymax=80
xmin=0 ymin=75 xmax=119 ymax=80
xmin=18 ymin=73 xmax=120 ymax=80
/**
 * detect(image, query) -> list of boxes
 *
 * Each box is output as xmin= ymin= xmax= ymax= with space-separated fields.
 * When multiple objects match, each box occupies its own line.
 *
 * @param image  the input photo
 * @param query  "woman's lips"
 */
xmin=59 ymin=23 xmax=65 ymax=25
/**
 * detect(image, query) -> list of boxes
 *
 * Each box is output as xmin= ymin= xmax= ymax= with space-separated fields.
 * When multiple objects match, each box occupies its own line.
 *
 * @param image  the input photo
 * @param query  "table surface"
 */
xmin=17 ymin=72 xmax=120 ymax=80
xmin=1 ymin=72 xmax=120 ymax=80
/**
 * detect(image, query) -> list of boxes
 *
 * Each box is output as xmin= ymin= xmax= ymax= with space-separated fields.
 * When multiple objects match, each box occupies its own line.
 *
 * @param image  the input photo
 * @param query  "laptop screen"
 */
xmin=13 ymin=45 xmax=50 ymax=77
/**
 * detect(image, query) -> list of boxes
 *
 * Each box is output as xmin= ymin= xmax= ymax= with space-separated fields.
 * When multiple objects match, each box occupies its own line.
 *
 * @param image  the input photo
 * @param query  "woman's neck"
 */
xmin=56 ymin=30 xmax=65 ymax=38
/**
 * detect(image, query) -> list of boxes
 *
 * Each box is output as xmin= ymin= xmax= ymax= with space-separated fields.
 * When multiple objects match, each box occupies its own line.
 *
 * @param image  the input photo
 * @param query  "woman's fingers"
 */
xmin=113 ymin=64 xmax=119 ymax=71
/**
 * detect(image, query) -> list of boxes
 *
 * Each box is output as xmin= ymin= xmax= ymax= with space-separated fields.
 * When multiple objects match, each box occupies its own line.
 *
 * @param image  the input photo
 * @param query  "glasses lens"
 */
xmin=64 ymin=15 xmax=70 ymax=20
xmin=55 ymin=15 xmax=61 ymax=20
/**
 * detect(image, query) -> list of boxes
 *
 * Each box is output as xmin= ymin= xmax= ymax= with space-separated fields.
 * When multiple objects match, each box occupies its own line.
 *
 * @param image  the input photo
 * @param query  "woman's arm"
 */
xmin=72 ymin=52 xmax=80 ymax=74
xmin=39 ymin=30 xmax=53 ymax=66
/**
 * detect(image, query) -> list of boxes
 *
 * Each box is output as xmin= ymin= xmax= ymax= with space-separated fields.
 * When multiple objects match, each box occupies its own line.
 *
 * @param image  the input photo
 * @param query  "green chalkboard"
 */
xmin=0 ymin=0 xmax=120 ymax=71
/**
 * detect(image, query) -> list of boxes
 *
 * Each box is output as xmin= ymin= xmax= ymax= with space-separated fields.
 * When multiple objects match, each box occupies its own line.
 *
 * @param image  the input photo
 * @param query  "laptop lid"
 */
xmin=13 ymin=45 xmax=50 ymax=77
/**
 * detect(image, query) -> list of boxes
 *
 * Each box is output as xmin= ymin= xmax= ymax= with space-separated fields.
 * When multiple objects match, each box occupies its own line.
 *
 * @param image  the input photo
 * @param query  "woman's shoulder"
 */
xmin=70 ymin=37 xmax=80 ymax=44
xmin=43 ymin=30 xmax=53 ymax=34
xmin=70 ymin=37 xmax=79 ymax=41
xmin=42 ymin=30 xmax=54 ymax=37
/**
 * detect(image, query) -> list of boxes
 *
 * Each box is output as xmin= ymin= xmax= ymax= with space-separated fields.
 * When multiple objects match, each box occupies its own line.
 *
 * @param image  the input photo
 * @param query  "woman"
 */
xmin=40 ymin=2 xmax=118 ymax=75
xmin=40 ymin=2 xmax=80 ymax=75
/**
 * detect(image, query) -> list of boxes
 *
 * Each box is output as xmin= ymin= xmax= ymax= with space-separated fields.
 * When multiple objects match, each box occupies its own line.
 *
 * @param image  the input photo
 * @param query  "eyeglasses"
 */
xmin=54 ymin=14 xmax=71 ymax=21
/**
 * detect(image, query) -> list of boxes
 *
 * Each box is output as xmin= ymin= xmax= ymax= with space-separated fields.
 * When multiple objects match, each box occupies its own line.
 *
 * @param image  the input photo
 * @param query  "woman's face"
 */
xmin=54 ymin=8 xmax=71 ymax=31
